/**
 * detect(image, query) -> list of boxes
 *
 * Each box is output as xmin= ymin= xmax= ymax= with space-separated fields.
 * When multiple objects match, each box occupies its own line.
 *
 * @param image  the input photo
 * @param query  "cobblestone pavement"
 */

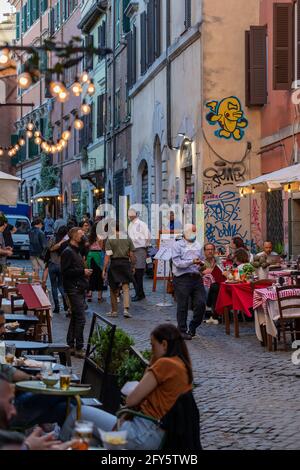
xmin=11 ymin=260 xmax=300 ymax=450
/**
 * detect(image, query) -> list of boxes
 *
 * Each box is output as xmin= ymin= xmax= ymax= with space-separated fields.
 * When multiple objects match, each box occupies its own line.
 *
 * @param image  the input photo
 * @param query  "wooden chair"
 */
xmin=250 ymin=280 xmax=273 ymax=346
xmin=290 ymin=271 xmax=300 ymax=286
xmin=276 ymin=286 xmax=300 ymax=351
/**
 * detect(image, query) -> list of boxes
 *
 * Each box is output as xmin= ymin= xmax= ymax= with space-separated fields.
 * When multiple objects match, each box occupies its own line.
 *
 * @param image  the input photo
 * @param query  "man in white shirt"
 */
xmin=128 ymin=209 xmax=151 ymax=301
xmin=256 ymin=241 xmax=278 ymax=258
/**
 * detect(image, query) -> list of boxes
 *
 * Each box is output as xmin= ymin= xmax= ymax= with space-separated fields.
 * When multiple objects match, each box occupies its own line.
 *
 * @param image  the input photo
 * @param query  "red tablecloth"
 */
xmin=215 ymin=282 xmax=253 ymax=317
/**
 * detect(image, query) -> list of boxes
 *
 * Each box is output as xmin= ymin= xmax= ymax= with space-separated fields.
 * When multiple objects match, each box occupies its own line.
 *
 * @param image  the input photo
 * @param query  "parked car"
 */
xmin=6 ymin=215 xmax=31 ymax=259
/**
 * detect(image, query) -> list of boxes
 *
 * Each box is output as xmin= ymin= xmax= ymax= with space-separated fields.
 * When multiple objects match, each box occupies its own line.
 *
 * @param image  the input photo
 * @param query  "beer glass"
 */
xmin=72 ymin=420 xmax=93 ymax=450
xmin=60 ymin=367 xmax=71 ymax=390
xmin=5 ymin=344 xmax=15 ymax=364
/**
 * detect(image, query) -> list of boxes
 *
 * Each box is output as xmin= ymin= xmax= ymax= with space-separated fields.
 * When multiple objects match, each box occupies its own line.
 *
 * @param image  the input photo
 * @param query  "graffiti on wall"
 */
xmin=206 ymin=96 xmax=248 ymax=141
xmin=203 ymin=160 xmax=246 ymax=189
xmin=204 ymin=191 xmax=248 ymax=246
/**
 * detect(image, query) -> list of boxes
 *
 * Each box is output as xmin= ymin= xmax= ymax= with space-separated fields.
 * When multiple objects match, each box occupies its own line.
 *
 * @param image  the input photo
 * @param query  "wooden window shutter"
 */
xmin=127 ymin=31 xmax=133 ymax=88
xmin=155 ymin=0 xmax=161 ymax=58
xmin=246 ymin=26 xmax=267 ymax=106
xmin=273 ymin=3 xmax=293 ymax=90
xmin=133 ymin=24 xmax=137 ymax=84
xmin=147 ymin=0 xmax=155 ymax=66
xmin=16 ymin=12 xmax=20 ymax=40
xmin=140 ymin=12 xmax=147 ymax=75
xmin=185 ymin=0 xmax=192 ymax=29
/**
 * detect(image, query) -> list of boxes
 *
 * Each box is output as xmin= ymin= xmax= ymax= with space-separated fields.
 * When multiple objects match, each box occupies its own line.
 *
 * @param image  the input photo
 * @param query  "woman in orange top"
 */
xmin=60 ymin=324 xmax=194 ymax=449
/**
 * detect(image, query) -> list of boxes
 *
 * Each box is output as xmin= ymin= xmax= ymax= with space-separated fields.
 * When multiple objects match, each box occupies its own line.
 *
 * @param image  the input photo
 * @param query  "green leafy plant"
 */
xmin=117 ymin=350 xmax=150 ymax=388
xmin=90 ymin=325 xmax=134 ymax=375
xmin=242 ymin=263 xmax=255 ymax=275
xmin=274 ymin=242 xmax=285 ymax=256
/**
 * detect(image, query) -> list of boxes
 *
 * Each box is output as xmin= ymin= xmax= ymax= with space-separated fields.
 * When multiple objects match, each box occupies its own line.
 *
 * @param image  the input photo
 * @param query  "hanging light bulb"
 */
xmin=81 ymin=102 xmax=91 ymax=115
xmin=0 ymin=148 xmax=4 ymax=156
xmin=71 ymin=81 xmax=82 ymax=97
xmin=41 ymin=141 xmax=48 ymax=151
xmin=80 ymin=71 xmax=89 ymax=84
xmin=44 ymin=145 xmax=51 ymax=154
xmin=14 ymin=144 xmax=20 ymax=152
xmin=74 ymin=118 xmax=84 ymax=130
xmin=49 ymin=81 xmax=64 ymax=96
xmin=0 ymin=48 xmax=10 ymax=65
xmin=268 ymin=187 xmax=271 ymax=193
xmin=56 ymin=143 xmax=63 ymax=152
xmin=62 ymin=129 xmax=71 ymax=141
xmin=287 ymin=184 xmax=291 ymax=193
xmin=87 ymin=81 xmax=95 ymax=96
xmin=27 ymin=122 xmax=34 ymax=131
xmin=50 ymin=145 xmax=56 ymax=153
xmin=57 ymin=89 xmax=70 ymax=103
xmin=19 ymin=138 xmax=25 ymax=146
xmin=60 ymin=139 xmax=67 ymax=148
xmin=26 ymin=130 xmax=33 ymax=138
xmin=251 ymin=186 xmax=255 ymax=194
xmin=17 ymin=72 xmax=32 ymax=89
xmin=34 ymin=131 xmax=40 ymax=138
xmin=34 ymin=137 xmax=42 ymax=145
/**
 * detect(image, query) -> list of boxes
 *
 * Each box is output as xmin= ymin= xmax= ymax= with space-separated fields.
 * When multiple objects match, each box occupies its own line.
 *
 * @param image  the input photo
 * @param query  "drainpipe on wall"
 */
xmin=112 ymin=0 xmax=116 ymax=200
xmin=166 ymin=0 xmax=172 ymax=150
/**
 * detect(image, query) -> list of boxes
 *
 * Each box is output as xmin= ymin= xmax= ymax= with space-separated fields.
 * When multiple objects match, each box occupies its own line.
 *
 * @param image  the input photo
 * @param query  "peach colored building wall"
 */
xmin=202 ymin=0 xmax=263 ymax=251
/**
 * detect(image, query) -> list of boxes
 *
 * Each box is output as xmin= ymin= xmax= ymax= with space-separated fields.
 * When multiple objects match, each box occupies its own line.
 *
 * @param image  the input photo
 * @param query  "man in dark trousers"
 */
xmin=172 ymin=224 xmax=206 ymax=340
xmin=61 ymin=227 xmax=92 ymax=358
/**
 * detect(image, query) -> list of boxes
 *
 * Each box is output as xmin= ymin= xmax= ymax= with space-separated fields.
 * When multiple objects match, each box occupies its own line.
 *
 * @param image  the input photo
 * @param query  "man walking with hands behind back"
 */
xmin=172 ymin=224 xmax=206 ymax=340
xmin=128 ymin=209 xmax=151 ymax=301
xmin=61 ymin=227 xmax=93 ymax=358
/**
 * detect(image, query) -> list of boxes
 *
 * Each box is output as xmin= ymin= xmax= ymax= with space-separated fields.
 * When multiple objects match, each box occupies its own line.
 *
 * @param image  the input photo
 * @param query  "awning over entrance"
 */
xmin=0 ymin=171 xmax=21 ymax=205
xmin=237 ymin=163 xmax=300 ymax=192
xmin=32 ymin=187 xmax=60 ymax=200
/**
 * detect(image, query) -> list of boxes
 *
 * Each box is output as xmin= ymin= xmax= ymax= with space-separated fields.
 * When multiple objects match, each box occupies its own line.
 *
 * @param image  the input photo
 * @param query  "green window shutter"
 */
xmin=56 ymin=2 xmax=60 ymax=29
xmin=123 ymin=0 xmax=130 ymax=34
xmin=29 ymin=137 xmax=39 ymax=159
xmin=19 ymin=132 xmax=26 ymax=162
xmin=22 ymin=4 xmax=28 ymax=32
xmin=16 ymin=12 xmax=20 ymax=40
xmin=27 ymin=0 xmax=32 ymax=28
xmin=41 ymin=0 xmax=48 ymax=14
xmin=63 ymin=0 xmax=68 ymax=21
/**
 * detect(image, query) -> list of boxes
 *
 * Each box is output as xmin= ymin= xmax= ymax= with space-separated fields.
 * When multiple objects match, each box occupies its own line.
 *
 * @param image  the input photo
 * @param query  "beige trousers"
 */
xmin=110 ymin=283 xmax=130 ymax=312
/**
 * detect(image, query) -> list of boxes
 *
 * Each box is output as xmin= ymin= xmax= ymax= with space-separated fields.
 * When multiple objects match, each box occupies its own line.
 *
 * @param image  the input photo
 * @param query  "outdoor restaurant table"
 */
xmin=215 ymin=282 xmax=253 ymax=337
xmin=4 ymin=340 xmax=49 ymax=357
xmin=15 ymin=381 xmax=91 ymax=420
xmin=253 ymin=287 xmax=300 ymax=350
xmin=1 ymin=298 xmax=25 ymax=313
xmin=4 ymin=328 xmax=25 ymax=340
xmin=5 ymin=314 xmax=39 ymax=325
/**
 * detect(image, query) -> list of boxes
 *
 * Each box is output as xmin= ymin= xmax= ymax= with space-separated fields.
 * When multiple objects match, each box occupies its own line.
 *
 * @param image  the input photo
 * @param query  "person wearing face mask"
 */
xmin=61 ymin=227 xmax=93 ymax=358
xmin=171 ymin=224 xmax=206 ymax=340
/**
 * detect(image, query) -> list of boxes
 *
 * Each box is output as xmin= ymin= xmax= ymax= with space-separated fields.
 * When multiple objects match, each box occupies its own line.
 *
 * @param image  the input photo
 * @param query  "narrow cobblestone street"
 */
xmin=45 ymin=271 xmax=300 ymax=450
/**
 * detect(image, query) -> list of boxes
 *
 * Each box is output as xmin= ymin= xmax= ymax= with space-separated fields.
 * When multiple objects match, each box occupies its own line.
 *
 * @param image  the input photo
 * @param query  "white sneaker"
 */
xmin=205 ymin=317 xmax=215 ymax=325
xmin=212 ymin=318 xmax=219 ymax=325
xmin=123 ymin=309 xmax=132 ymax=318
xmin=106 ymin=311 xmax=118 ymax=318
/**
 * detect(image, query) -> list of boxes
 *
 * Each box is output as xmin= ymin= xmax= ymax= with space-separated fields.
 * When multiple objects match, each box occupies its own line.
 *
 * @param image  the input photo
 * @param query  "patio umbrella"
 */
xmin=237 ymin=163 xmax=300 ymax=194
xmin=0 ymin=171 xmax=21 ymax=205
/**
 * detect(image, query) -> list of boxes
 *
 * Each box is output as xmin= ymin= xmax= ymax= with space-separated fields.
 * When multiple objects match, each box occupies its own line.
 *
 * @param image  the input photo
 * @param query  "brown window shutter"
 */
xmin=245 ymin=30 xmax=250 ymax=106
xmin=155 ymin=0 xmax=161 ymax=58
xmin=249 ymin=26 xmax=267 ymax=105
xmin=140 ymin=12 xmax=147 ymax=75
xmin=273 ymin=3 xmax=293 ymax=90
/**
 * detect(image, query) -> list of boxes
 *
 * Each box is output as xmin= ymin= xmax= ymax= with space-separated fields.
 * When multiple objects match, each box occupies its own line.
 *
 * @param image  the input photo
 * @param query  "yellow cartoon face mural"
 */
xmin=206 ymin=97 xmax=248 ymax=141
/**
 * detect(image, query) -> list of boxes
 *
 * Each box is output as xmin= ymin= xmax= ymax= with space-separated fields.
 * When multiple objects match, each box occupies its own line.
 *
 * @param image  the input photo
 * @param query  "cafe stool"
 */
xmin=45 ymin=343 xmax=72 ymax=366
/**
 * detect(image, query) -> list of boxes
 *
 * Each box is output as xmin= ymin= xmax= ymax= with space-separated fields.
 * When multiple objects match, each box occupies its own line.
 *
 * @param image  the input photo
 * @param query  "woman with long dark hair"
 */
xmin=86 ymin=224 xmax=105 ymax=302
xmin=60 ymin=324 xmax=194 ymax=449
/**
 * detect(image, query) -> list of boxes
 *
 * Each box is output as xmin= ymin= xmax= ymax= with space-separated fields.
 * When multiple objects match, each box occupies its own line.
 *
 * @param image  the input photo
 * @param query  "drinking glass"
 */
xmin=60 ymin=367 xmax=72 ymax=390
xmin=41 ymin=362 xmax=53 ymax=375
xmin=72 ymin=420 xmax=94 ymax=450
xmin=5 ymin=344 xmax=15 ymax=364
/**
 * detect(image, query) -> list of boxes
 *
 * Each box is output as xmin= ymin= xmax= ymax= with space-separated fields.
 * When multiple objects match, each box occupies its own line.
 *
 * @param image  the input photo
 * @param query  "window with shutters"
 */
xmin=245 ymin=26 xmax=267 ymax=106
xmin=185 ymin=0 xmax=192 ymax=30
xmin=22 ymin=4 xmax=28 ymax=33
xmin=98 ymin=21 xmax=106 ymax=62
xmin=97 ymin=94 xmax=105 ymax=138
xmin=273 ymin=3 xmax=293 ymax=90
xmin=16 ymin=12 xmax=20 ymax=41
xmin=147 ymin=0 xmax=155 ymax=67
xmin=127 ymin=25 xmax=137 ymax=88
xmin=123 ymin=0 xmax=130 ymax=34
xmin=140 ymin=11 xmax=147 ymax=75
xmin=84 ymin=35 xmax=94 ymax=71
xmin=41 ymin=0 xmax=48 ymax=15
xmin=115 ymin=0 xmax=121 ymax=47
xmin=49 ymin=7 xmax=55 ymax=36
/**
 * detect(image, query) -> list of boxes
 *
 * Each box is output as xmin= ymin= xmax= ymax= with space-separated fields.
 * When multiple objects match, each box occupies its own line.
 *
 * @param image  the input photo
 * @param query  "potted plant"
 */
xmin=88 ymin=325 xmax=134 ymax=413
xmin=252 ymin=255 xmax=271 ymax=279
xmin=242 ymin=263 xmax=255 ymax=281
xmin=117 ymin=349 xmax=151 ymax=389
